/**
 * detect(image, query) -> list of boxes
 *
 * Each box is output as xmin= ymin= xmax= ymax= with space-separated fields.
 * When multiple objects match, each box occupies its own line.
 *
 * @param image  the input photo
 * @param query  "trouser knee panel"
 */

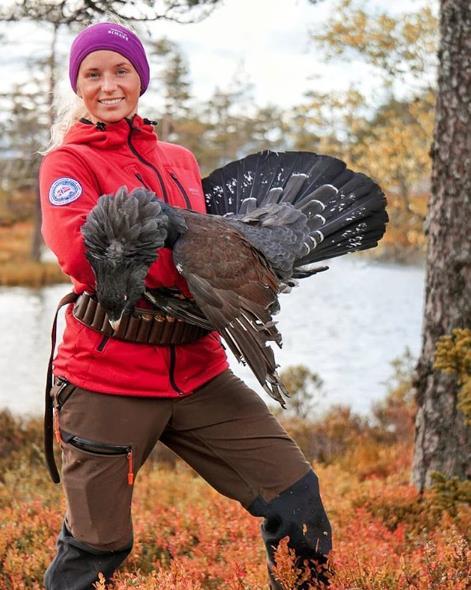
xmin=44 ymin=522 xmax=132 ymax=590
xmin=249 ymin=470 xmax=332 ymax=555
xmin=248 ymin=470 xmax=332 ymax=587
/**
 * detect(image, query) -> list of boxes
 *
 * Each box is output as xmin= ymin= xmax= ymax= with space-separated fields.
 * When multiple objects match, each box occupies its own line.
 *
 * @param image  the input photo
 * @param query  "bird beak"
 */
xmin=109 ymin=305 xmax=127 ymax=331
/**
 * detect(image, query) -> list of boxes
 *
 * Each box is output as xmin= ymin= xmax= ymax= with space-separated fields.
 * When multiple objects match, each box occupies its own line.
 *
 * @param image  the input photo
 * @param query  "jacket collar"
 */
xmin=64 ymin=114 xmax=158 ymax=153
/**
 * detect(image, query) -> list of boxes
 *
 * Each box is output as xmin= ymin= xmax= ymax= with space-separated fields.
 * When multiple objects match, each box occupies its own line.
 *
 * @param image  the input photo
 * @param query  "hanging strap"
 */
xmin=44 ymin=291 xmax=79 ymax=484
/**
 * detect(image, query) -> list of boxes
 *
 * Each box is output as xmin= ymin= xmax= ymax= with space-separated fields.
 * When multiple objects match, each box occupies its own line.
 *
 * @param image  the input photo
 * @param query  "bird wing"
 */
xmin=173 ymin=211 xmax=289 ymax=406
xmin=224 ymin=200 xmax=330 ymax=282
xmin=144 ymin=287 xmax=213 ymax=331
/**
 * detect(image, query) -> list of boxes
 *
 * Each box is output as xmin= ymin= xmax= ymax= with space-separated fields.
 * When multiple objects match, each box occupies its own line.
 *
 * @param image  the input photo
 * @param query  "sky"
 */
xmin=1 ymin=0 xmax=436 ymax=111
xmin=151 ymin=0 xmax=418 ymax=107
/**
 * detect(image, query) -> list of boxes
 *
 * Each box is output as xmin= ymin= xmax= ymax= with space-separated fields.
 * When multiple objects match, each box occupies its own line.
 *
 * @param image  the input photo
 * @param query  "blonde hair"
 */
xmin=41 ymin=92 xmax=90 ymax=154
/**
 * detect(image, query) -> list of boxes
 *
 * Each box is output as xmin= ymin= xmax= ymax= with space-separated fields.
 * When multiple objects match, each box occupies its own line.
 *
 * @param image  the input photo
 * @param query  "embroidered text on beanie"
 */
xmin=69 ymin=22 xmax=150 ymax=96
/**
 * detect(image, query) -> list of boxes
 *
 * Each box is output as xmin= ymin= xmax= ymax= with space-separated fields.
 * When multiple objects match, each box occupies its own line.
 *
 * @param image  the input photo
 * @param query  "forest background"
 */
xmin=0 ymin=0 xmax=436 ymax=282
xmin=0 ymin=0 xmax=470 ymax=589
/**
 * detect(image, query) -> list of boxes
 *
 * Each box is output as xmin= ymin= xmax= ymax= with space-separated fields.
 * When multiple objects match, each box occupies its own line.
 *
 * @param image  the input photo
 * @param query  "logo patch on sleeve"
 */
xmin=49 ymin=178 xmax=82 ymax=206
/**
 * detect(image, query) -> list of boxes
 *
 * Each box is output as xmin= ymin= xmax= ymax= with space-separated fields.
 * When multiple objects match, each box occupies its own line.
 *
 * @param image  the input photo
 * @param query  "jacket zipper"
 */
xmin=62 ymin=431 xmax=134 ymax=486
xmin=135 ymin=172 xmax=151 ymax=190
xmin=126 ymin=120 xmax=169 ymax=203
xmin=127 ymin=119 xmax=184 ymax=398
xmin=136 ymin=175 xmax=182 ymax=396
xmin=168 ymin=171 xmax=192 ymax=209
xmin=97 ymin=334 xmax=110 ymax=352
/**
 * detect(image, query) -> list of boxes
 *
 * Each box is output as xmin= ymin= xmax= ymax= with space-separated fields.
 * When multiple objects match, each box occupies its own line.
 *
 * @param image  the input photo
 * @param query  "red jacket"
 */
xmin=40 ymin=115 xmax=228 ymax=397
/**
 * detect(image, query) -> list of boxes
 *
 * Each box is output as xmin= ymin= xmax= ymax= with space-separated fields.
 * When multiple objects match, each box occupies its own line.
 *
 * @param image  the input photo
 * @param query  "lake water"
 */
xmin=0 ymin=257 xmax=425 ymax=417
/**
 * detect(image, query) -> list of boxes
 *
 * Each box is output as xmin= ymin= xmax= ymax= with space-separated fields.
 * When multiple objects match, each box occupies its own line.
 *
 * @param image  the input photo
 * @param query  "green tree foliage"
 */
xmin=241 ymin=104 xmax=288 ymax=155
xmin=201 ymin=83 xmax=253 ymax=169
xmin=155 ymin=67 xmax=256 ymax=173
xmin=371 ymin=349 xmax=416 ymax=444
xmin=279 ymin=364 xmax=324 ymax=420
xmin=0 ymin=85 xmax=48 ymax=191
xmin=430 ymin=472 xmax=471 ymax=516
xmin=145 ymin=40 xmax=288 ymax=173
xmin=145 ymin=39 xmax=256 ymax=170
xmin=0 ymin=78 xmax=50 ymax=237
xmin=434 ymin=329 xmax=471 ymax=425
xmin=148 ymin=37 xmax=192 ymax=141
xmin=289 ymin=88 xmax=364 ymax=158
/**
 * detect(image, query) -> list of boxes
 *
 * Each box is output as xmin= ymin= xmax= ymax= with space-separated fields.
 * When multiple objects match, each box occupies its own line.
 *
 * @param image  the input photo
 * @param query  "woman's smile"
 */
xmin=98 ymin=97 xmax=125 ymax=105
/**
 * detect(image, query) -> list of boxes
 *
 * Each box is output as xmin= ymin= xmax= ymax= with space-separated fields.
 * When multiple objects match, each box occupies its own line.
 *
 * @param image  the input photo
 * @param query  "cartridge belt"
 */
xmin=73 ymin=292 xmax=209 ymax=346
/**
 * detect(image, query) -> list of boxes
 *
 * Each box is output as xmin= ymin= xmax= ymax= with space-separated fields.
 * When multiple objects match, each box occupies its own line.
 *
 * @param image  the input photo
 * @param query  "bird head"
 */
xmin=88 ymin=243 xmax=150 ymax=328
xmin=81 ymin=187 xmax=171 ymax=329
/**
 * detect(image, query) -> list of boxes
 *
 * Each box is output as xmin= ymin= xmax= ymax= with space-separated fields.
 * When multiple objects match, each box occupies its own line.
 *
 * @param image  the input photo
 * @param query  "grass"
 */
xmin=0 ymin=222 xmax=68 ymax=287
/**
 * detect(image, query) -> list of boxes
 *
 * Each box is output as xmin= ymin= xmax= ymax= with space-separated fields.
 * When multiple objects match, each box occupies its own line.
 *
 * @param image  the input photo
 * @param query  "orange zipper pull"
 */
xmin=127 ymin=450 xmax=134 ymax=486
xmin=53 ymin=408 xmax=62 ymax=444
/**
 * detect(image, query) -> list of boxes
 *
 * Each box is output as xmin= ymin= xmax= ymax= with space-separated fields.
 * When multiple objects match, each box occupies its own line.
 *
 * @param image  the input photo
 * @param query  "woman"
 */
xmin=40 ymin=21 xmax=332 ymax=590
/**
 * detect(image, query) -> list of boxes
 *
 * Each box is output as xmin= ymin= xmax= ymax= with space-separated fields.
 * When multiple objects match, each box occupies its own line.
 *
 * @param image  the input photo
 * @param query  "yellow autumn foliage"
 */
xmin=434 ymin=328 xmax=471 ymax=424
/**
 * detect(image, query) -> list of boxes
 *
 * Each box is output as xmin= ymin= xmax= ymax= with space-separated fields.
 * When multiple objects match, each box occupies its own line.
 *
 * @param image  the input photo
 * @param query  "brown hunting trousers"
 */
xmin=48 ymin=369 xmax=332 ymax=588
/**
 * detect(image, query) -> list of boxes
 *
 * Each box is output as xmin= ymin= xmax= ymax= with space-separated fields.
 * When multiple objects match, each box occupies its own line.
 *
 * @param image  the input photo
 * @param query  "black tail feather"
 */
xmin=203 ymin=150 xmax=388 ymax=270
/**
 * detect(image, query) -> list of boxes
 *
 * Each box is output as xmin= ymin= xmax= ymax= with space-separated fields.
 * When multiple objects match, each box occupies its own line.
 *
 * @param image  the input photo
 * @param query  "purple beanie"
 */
xmin=69 ymin=22 xmax=150 ymax=96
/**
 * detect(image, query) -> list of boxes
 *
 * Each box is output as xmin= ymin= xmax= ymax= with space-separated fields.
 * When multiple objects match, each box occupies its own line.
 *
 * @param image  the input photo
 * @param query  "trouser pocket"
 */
xmin=61 ymin=430 xmax=134 ymax=486
xmin=60 ymin=431 xmax=135 ymax=550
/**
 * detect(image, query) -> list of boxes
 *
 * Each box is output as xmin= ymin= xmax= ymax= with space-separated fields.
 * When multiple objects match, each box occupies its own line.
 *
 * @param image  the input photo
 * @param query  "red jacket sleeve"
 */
xmin=40 ymin=148 xmax=98 ymax=291
xmin=40 ymin=146 xmax=193 ymax=296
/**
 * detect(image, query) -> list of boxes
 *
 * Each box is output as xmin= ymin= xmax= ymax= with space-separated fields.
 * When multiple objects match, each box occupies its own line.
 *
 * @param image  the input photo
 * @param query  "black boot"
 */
xmin=44 ymin=522 xmax=132 ymax=590
xmin=248 ymin=470 xmax=332 ymax=589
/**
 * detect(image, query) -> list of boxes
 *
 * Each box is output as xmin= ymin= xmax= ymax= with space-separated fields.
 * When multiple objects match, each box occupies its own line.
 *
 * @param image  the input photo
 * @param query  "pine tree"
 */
xmin=412 ymin=0 xmax=471 ymax=490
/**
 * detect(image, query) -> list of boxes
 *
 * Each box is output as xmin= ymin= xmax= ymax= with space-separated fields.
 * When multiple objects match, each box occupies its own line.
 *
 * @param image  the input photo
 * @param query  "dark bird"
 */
xmin=81 ymin=150 xmax=388 ymax=407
